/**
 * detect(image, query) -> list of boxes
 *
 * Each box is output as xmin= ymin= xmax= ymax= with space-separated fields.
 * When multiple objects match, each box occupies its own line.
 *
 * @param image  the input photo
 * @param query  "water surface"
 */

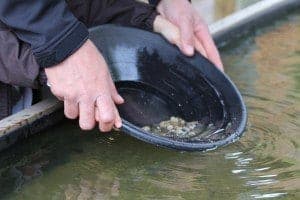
xmin=0 ymin=11 xmax=299 ymax=200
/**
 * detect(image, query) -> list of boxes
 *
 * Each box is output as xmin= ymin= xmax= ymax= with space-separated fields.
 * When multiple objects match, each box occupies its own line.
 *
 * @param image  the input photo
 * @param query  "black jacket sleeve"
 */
xmin=67 ymin=0 xmax=157 ymax=31
xmin=0 ymin=0 xmax=89 ymax=68
xmin=149 ymin=0 xmax=160 ymax=5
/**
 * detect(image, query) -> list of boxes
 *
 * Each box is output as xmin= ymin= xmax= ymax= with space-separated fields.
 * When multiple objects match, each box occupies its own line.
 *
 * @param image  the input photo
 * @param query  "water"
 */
xmin=0 ymin=11 xmax=299 ymax=200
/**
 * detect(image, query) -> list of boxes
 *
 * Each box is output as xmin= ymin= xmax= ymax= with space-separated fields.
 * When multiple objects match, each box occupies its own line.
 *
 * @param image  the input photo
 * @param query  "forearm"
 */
xmin=0 ymin=0 xmax=88 ymax=68
xmin=0 ymin=0 xmax=158 ymax=88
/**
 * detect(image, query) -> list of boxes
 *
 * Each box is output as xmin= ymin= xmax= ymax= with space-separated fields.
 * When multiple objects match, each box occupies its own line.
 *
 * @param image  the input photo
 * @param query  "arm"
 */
xmin=0 ymin=0 xmax=88 ymax=68
xmin=0 ymin=1 xmax=123 ymax=131
xmin=0 ymin=0 xmax=158 ymax=88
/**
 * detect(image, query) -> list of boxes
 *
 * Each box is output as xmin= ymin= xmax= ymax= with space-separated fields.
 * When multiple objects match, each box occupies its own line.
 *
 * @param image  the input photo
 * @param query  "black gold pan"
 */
xmin=89 ymin=25 xmax=247 ymax=151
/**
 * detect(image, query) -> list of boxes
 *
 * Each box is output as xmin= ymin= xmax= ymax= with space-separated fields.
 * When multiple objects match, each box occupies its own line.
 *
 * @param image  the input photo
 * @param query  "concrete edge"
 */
xmin=0 ymin=99 xmax=63 ymax=151
xmin=0 ymin=0 xmax=299 ymax=151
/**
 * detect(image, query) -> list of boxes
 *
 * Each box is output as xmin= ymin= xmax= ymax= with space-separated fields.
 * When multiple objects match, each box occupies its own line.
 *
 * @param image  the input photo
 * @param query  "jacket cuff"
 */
xmin=34 ymin=22 xmax=89 ymax=68
xmin=144 ymin=11 xmax=159 ymax=31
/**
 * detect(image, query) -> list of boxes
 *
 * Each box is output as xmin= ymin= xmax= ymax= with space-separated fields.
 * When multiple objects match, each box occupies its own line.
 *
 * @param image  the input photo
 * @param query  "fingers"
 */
xmin=154 ymin=15 xmax=194 ymax=56
xmin=69 ymin=93 xmax=122 ymax=132
xmin=64 ymin=99 xmax=79 ymax=119
xmin=194 ymin=22 xmax=224 ymax=71
xmin=114 ymin=106 xmax=122 ymax=128
xmin=95 ymin=107 xmax=100 ymax=122
xmin=45 ymin=39 xmax=123 ymax=133
xmin=95 ymin=98 xmax=123 ymax=131
xmin=194 ymin=36 xmax=207 ymax=58
xmin=96 ymin=95 xmax=116 ymax=132
xmin=77 ymin=75 xmax=122 ymax=132
xmin=154 ymin=8 xmax=224 ymax=71
xmin=177 ymin=16 xmax=195 ymax=56
xmin=79 ymin=98 xmax=96 ymax=130
xmin=153 ymin=15 xmax=182 ymax=53
xmin=108 ymin=75 xmax=124 ymax=105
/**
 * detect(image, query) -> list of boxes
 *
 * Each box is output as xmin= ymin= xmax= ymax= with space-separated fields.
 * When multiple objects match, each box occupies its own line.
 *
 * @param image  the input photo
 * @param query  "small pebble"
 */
xmin=141 ymin=116 xmax=222 ymax=141
xmin=182 ymin=127 xmax=190 ymax=132
xmin=189 ymin=131 xmax=196 ymax=136
xmin=143 ymin=126 xmax=151 ymax=132
xmin=159 ymin=121 xmax=167 ymax=128
xmin=170 ymin=116 xmax=179 ymax=124
xmin=167 ymin=125 xmax=173 ymax=131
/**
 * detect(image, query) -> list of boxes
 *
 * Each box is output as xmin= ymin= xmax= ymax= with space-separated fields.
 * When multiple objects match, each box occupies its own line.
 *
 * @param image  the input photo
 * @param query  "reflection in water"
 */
xmin=223 ymin=13 xmax=300 ymax=199
xmin=0 ymin=10 xmax=299 ymax=200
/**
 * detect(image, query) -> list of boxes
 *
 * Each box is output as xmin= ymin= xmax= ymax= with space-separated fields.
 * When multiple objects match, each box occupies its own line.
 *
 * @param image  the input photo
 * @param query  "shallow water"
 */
xmin=0 ymin=12 xmax=299 ymax=200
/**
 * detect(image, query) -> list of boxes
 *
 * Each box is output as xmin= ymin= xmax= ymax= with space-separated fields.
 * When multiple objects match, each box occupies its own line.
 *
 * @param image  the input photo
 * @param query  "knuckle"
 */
xmin=194 ymin=21 xmax=208 ymax=33
xmin=66 ymin=93 xmax=78 ymax=102
xmin=79 ymin=94 xmax=95 ymax=104
xmin=83 ymin=108 xmax=94 ymax=117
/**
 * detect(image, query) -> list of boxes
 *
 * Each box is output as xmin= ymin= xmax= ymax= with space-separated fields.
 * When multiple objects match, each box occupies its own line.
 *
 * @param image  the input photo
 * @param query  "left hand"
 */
xmin=157 ymin=0 xmax=224 ymax=71
xmin=154 ymin=15 xmax=208 ymax=59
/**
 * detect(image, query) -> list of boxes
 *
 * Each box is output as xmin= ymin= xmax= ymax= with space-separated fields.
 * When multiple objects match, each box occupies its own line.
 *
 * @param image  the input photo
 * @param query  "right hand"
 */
xmin=45 ymin=39 xmax=124 ymax=132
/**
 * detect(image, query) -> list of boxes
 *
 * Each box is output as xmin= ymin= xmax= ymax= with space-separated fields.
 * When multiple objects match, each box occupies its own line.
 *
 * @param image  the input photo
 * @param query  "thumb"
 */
xmin=108 ymin=75 xmax=124 ymax=105
xmin=154 ymin=15 xmax=181 ymax=49
xmin=177 ymin=16 xmax=195 ymax=56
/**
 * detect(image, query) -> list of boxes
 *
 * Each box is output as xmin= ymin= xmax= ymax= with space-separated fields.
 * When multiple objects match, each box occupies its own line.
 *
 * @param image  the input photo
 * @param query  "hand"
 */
xmin=154 ymin=15 xmax=208 ymax=59
xmin=45 ymin=39 xmax=124 ymax=132
xmin=156 ymin=0 xmax=224 ymax=71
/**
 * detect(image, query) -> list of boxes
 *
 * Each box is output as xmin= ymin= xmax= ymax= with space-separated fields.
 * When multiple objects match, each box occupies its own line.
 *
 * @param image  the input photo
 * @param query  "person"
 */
xmin=0 ymin=0 xmax=223 ymax=131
